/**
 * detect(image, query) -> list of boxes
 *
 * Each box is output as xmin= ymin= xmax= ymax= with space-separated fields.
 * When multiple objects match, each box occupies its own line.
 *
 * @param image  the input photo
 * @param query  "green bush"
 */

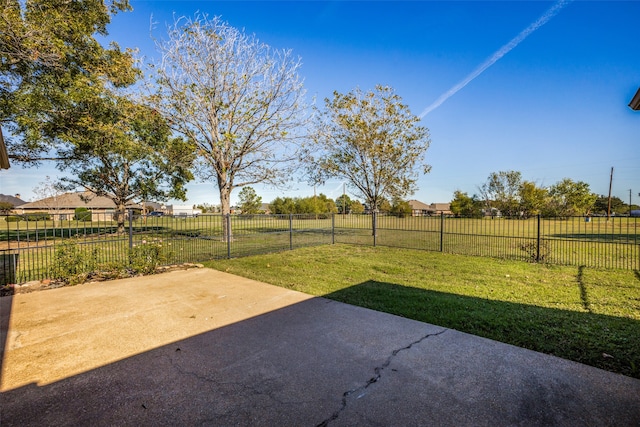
xmin=74 ymin=208 xmax=92 ymax=221
xmin=24 ymin=212 xmax=51 ymax=221
xmin=4 ymin=215 xmax=22 ymax=222
xmin=49 ymin=239 xmax=99 ymax=285
xmin=129 ymin=240 xmax=169 ymax=275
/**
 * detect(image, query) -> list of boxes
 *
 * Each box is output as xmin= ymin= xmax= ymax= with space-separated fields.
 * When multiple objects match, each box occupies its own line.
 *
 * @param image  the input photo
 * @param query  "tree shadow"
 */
xmin=577 ymin=265 xmax=591 ymax=312
xmin=324 ymin=280 xmax=638 ymax=378
xmin=548 ymin=233 xmax=638 ymax=243
xmin=1 ymin=278 xmax=639 ymax=425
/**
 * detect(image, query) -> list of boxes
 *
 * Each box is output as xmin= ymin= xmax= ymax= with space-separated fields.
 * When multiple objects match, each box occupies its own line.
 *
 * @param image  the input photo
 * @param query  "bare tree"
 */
xmin=33 ymin=176 xmax=66 ymax=224
xmin=149 ymin=15 xmax=307 ymax=238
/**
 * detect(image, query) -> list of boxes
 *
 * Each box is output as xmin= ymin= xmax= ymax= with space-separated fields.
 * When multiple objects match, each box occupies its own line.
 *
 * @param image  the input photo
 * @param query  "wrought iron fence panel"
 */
xmin=2 ymin=212 xmax=638 ymax=285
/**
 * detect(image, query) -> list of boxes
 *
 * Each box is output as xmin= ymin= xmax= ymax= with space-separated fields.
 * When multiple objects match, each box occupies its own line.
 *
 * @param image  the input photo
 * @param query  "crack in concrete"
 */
xmin=316 ymin=328 xmax=448 ymax=427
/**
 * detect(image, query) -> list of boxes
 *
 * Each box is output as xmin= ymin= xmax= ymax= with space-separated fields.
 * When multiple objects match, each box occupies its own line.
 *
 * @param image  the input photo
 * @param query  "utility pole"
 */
xmin=630 ymin=189 xmax=633 ymax=215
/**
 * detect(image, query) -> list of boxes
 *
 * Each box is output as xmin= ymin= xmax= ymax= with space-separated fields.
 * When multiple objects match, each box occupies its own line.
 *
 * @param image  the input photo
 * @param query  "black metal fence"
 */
xmin=1 ymin=212 xmax=638 ymax=285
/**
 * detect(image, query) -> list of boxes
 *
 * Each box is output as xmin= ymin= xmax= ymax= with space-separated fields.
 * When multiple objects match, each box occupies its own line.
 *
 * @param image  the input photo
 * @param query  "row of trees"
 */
xmin=451 ymin=170 xmax=631 ymax=218
xmin=2 ymin=5 xmax=430 ymax=237
xmin=192 ymin=188 xmax=417 ymax=216
xmin=237 ymin=187 xmax=415 ymax=216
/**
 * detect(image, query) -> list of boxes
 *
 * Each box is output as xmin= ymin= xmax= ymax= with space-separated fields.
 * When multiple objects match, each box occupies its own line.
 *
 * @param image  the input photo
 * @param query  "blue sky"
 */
xmin=2 ymin=0 xmax=639 ymax=207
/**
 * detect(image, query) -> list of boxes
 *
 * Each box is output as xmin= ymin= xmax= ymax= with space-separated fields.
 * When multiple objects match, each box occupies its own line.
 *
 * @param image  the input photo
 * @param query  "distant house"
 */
xmin=16 ymin=192 xmax=142 ymax=221
xmin=260 ymin=203 xmax=271 ymax=214
xmin=0 ymin=194 xmax=26 ymax=209
xmin=428 ymin=203 xmax=452 ymax=216
xmin=143 ymin=201 xmax=169 ymax=215
xmin=407 ymin=199 xmax=431 ymax=216
xmin=407 ymin=200 xmax=452 ymax=216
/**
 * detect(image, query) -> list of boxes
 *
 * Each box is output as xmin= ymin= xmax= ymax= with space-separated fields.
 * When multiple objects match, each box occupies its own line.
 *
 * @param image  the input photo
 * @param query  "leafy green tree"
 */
xmin=315 ymin=193 xmax=337 ymax=214
xmin=450 ymin=191 xmax=483 ymax=218
xmin=390 ymin=199 xmax=412 ymax=218
xmin=479 ymin=171 xmax=522 ymax=217
xmin=150 ymin=15 xmax=307 ymax=239
xmin=238 ymin=187 xmax=262 ymax=215
xmin=545 ymin=178 xmax=596 ymax=217
xmin=1 ymin=0 xmax=138 ymax=163
xmin=269 ymin=194 xmax=336 ymax=215
xmin=519 ymin=181 xmax=548 ymax=219
xmin=58 ymin=97 xmax=195 ymax=233
xmin=593 ymin=195 xmax=625 ymax=216
xmin=336 ymin=194 xmax=353 ymax=214
xmin=0 ymin=201 xmax=13 ymax=214
xmin=195 ymin=203 xmax=218 ymax=214
xmin=295 ymin=197 xmax=318 ymax=214
xmin=350 ymin=200 xmax=364 ymax=214
xmin=378 ymin=198 xmax=392 ymax=214
xmin=270 ymin=197 xmax=297 ymax=215
xmin=308 ymin=85 xmax=431 ymax=215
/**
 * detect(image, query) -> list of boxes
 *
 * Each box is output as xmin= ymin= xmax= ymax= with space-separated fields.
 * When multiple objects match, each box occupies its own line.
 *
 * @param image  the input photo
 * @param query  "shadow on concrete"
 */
xmin=324 ymin=280 xmax=639 ymax=377
xmin=0 ymin=294 xmax=12 ymax=372
xmin=1 ymin=279 xmax=640 ymax=426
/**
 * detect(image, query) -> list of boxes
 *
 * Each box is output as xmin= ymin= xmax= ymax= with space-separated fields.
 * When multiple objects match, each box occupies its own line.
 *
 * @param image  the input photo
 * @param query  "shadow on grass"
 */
xmin=324 ymin=280 xmax=639 ymax=379
xmin=577 ymin=265 xmax=591 ymax=312
xmin=549 ymin=233 xmax=638 ymax=243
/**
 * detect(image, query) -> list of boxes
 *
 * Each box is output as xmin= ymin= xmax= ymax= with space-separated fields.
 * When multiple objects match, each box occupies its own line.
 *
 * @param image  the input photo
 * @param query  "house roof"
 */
xmin=0 ymin=194 xmax=26 ymax=206
xmin=407 ymin=199 xmax=430 ymax=210
xmin=19 ymin=192 xmax=141 ymax=210
xmin=430 ymin=203 xmax=451 ymax=211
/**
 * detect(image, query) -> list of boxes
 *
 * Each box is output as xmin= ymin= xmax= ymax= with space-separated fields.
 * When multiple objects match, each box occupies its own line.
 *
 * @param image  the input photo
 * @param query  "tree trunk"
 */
xmin=115 ymin=203 xmax=126 ymax=234
xmin=218 ymin=178 xmax=233 ymax=242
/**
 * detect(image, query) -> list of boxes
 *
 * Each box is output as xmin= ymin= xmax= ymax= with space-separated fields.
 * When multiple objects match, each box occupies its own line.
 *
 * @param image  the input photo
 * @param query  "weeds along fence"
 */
xmin=1 ymin=212 xmax=638 ymax=284
xmin=0 ymin=212 xmax=333 ymax=285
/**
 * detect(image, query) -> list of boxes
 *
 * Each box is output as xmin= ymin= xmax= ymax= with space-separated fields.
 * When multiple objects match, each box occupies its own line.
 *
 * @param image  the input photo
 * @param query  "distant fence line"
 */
xmin=1 ymin=212 xmax=638 ymax=285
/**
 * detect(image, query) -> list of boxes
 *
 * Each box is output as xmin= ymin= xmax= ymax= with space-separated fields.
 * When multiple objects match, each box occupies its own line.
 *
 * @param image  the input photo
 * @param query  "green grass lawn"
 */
xmin=204 ymin=244 xmax=640 ymax=378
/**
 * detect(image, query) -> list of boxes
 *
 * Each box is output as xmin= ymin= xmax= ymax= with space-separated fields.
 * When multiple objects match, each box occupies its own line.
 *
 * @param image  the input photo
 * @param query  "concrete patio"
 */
xmin=1 ymin=268 xmax=639 ymax=426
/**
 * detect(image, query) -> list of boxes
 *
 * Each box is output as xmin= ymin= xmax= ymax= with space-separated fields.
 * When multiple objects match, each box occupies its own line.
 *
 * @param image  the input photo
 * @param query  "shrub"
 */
xmin=24 ymin=212 xmax=51 ymax=221
xmin=129 ymin=240 xmax=169 ymax=274
xmin=74 ymin=208 xmax=92 ymax=221
xmin=520 ymin=240 xmax=552 ymax=262
xmin=4 ymin=215 xmax=22 ymax=223
xmin=49 ymin=239 xmax=99 ymax=285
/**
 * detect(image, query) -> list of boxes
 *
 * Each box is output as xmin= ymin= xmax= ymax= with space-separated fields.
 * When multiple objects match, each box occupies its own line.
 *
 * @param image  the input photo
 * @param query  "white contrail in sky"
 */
xmin=418 ymin=0 xmax=572 ymax=119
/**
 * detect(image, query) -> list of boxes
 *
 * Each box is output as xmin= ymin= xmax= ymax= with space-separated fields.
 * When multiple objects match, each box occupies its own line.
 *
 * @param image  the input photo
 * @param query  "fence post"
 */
xmin=331 ymin=213 xmax=335 ymax=245
xmin=440 ymin=212 xmax=444 ymax=252
xmin=289 ymin=214 xmax=293 ymax=250
xmin=226 ymin=214 xmax=231 ymax=259
xmin=128 ymin=209 xmax=133 ymax=249
xmin=373 ymin=210 xmax=377 ymax=247
xmin=536 ymin=214 xmax=541 ymax=262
